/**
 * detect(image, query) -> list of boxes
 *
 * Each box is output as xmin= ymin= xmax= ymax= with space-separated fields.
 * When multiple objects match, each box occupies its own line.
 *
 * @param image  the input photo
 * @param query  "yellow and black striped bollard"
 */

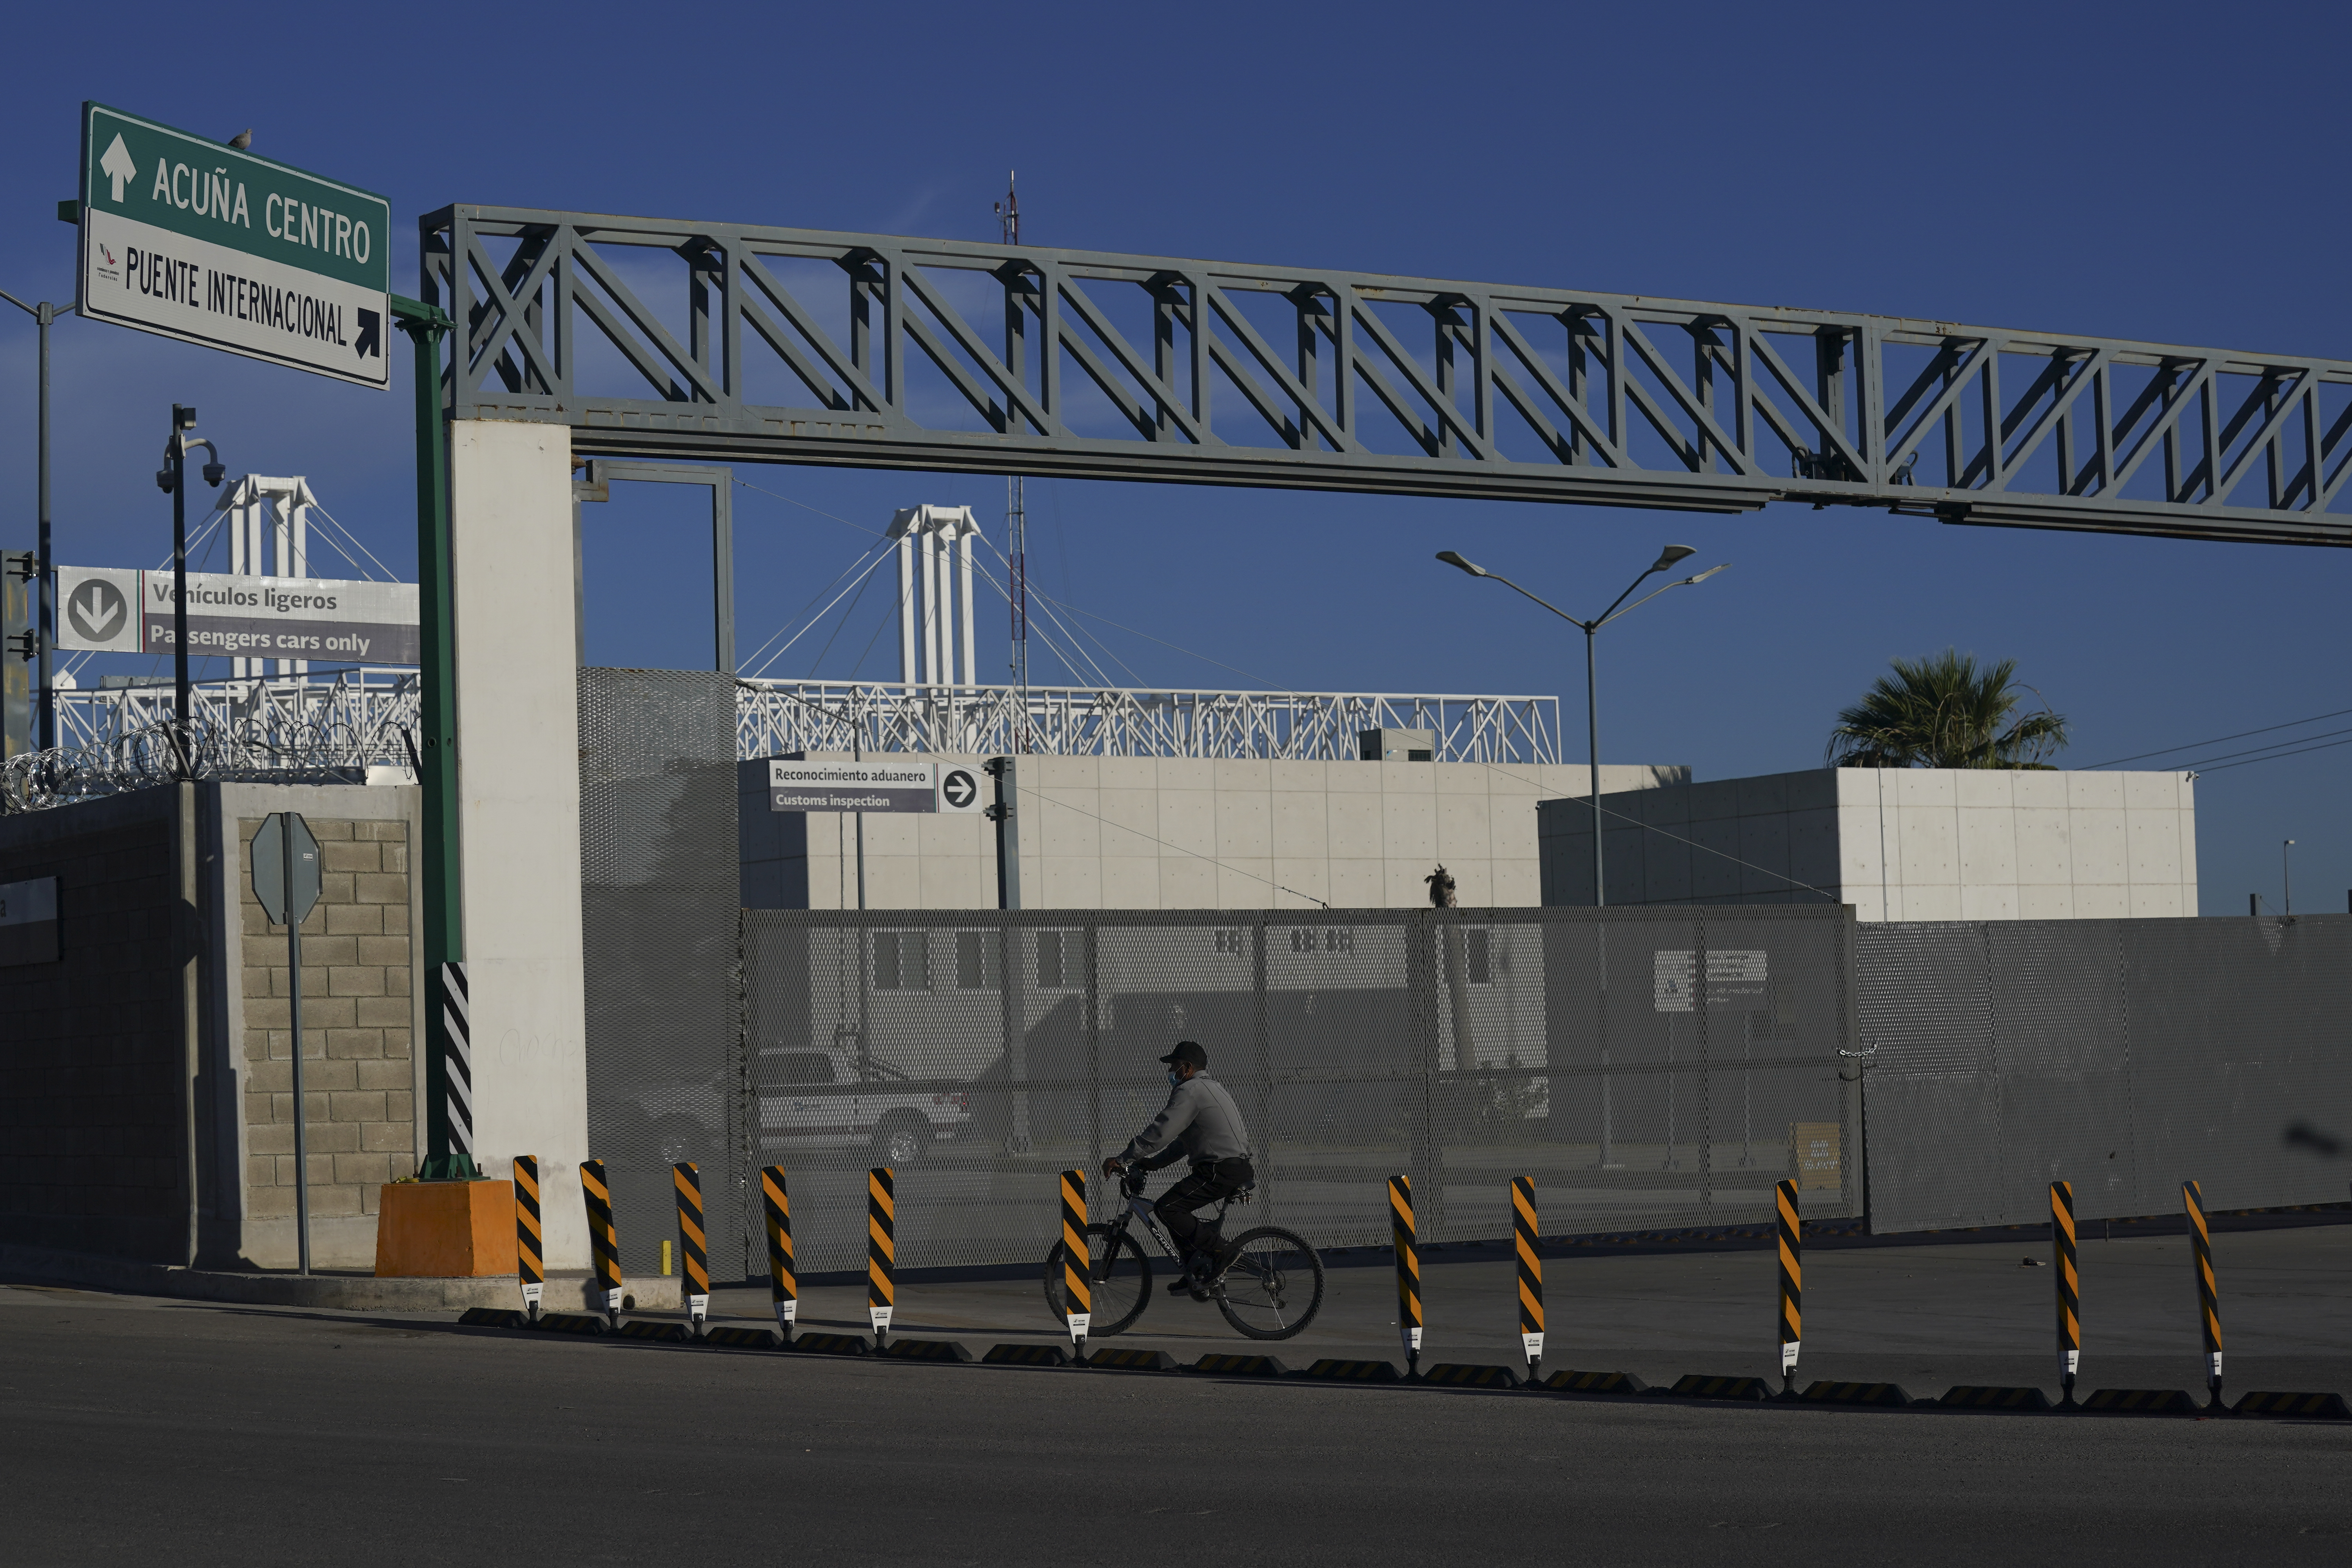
xmin=513 ymin=1154 xmax=544 ymax=1325
xmin=868 ymin=1167 xmax=896 ymax=1348
xmin=1060 ymin=1169 xmax=1091 ymax=1357
xmin=2184 ymin=1179 xmax=2223 ymax=1409
xmin=673 ymin=1162 xmax=710 ymax=1335
xmin=581 ymin=1158 xmax=623 ymax=1325
xmin=761 ymin=1164 xmax=797 ymax=1341
xmin=1512 ymin=1176 xmax=1543 ymax=1378
xmin=1775 ymin=1178 xmax=1802 ymax=1396
xmin=1389 ymin=1174 xmax=1421 ymax=1378
xmin=2051 ymin=1180 xmax=2080 ymax=1405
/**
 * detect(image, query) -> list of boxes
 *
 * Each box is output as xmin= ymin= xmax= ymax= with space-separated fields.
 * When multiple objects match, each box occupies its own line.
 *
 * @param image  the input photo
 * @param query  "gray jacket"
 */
xmin=1120 ymin=1072 xmax=1252 ymax=1169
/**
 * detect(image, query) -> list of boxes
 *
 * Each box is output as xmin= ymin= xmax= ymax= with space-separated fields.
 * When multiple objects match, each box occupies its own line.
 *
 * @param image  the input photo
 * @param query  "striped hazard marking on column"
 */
xmin=581 ymin=1158 xmax=623 ymax=1321
xmin=1775 ymin=1178 xmax=1802 ymax=1394
xmin=1512 ymin=1176 xmax=1543 ymax=1374
xmin=2184 ymin=1179 xmax=2223 ymax=1406
xmin=868 ymin=1167 xmax=895 ymax=1345
xmin=513 ymin=1153 xmax=543 ymax=1323
xmin=2052 ymin=1180 xmax=2080 ymax=1405
xmin=1389 ymin=1174 xmax=1421 ymax=1374
xmin=761 ymin=1164 xmax=797 ymax=1339
xmin=1059 ymin=1169 xmax=1090 ymax=1352
xmin=673 ymin=1161 xmax=709 ymax=1332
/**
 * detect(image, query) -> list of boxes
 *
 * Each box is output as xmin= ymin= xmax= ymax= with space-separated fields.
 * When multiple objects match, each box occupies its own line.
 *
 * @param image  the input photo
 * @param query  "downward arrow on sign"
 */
xmin=99 ymin=134 xmax=138 ymax=203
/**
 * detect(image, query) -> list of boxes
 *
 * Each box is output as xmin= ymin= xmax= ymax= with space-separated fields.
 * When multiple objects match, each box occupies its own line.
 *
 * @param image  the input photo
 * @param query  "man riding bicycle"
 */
xmin=1102 ymin=1040 xmax=1254 ymax=1296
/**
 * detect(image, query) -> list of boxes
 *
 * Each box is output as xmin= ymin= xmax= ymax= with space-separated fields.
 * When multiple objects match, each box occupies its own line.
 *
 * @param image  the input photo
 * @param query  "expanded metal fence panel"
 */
xmin=579 ymin=669 xmax=746 ymax=1279
xmin=737 ymin=906 xmax=1861 ymax=1275
xmin=1858 ymin=916 xmax=2352 ymax=1234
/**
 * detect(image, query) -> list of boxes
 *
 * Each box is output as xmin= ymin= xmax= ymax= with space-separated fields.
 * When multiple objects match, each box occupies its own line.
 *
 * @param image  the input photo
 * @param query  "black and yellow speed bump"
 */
xmin=983 ymin=1343 xmax=1074 ymax=1366
xmin=1420 ymin=1363 xmax=1524 ymax=1388
xmin=535 ymin=1312 xmax=609 ymax=1335
xmin=884 ymin=1338 xmax=977 ymax=1363
xmin=457 ymin=1307 xmax=530 ymax=1329
xmin=1301 ymin=1358 xmax=1402 ymax=1383
xmin=2080 ymin=1388 xmax=2198 ymax=1414
xmin=1799 ymin=1381 xmax=1915 ymax=1407
xmin=615 ymin=1319 xmax=691 ymax=1343
xmin=1088 ymin=1347 xmax=1180 ymax=1371
xmin=1541 ymin=1369 xmax=1648 ymax=1396
xmin=786 ymin=1331 xmax=873 ymax=1357
xmin=2233 ymin=1390 xmax=2351 ymax=1418
xmin=701 ymin=1325 xmax=781 ymax=1349
xmin=1191 ymin=1353 xmax=1292 ymax=1377
xmin=1940 ymin=1385 xmax=2053 ymax=1410
xmin=1669 ymin=1374 xmax=1771 ymax=1401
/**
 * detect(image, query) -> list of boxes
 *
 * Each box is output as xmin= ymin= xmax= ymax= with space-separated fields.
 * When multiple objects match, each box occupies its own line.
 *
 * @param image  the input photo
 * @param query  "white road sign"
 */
xmin=77 ymin=102 xmax=390 ymax=388
xmin=55 ymin=565 xmax=419 ymax=663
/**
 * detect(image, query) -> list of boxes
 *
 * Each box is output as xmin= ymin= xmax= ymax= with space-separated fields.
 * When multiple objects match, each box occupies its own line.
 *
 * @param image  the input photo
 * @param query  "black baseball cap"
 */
xmin=1158 ymin=1041 xmax=1208 ymax=1069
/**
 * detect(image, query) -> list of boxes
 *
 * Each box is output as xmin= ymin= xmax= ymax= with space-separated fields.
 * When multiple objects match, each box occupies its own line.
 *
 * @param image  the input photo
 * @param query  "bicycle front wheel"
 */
xmin=1214 ymin=1226 xmax=1325 ymax=1340
xmin=1042 ymin=1223 xmax=1152 ymax=1338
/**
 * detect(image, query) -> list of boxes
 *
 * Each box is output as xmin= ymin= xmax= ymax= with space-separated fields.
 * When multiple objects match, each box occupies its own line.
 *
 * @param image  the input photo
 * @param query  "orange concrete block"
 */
xmin=375 ymin=1180 xmax=517 ymax=1277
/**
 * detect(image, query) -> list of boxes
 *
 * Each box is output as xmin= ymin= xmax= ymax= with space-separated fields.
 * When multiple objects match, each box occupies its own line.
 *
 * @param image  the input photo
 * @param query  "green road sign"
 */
xmin=76 ymin=102 xmax=390 ymax=389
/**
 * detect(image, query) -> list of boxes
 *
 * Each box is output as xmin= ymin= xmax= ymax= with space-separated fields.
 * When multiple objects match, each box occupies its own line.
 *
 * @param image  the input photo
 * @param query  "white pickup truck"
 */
xmin=756 ymin=1044 xmax=971 ymax=1165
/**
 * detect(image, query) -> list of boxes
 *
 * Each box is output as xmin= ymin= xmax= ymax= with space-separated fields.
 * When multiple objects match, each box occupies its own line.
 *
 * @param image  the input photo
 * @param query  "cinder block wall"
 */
xmin=236 ymin=815 xmax=415 ymax=1259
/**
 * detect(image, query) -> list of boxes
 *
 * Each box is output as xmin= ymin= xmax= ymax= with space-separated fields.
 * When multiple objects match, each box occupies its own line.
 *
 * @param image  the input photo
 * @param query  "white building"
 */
xmin=1537 ymin=767 xmax=2198 ymax=920
xmin=746 ymin=755 xmax=1687 ymax=911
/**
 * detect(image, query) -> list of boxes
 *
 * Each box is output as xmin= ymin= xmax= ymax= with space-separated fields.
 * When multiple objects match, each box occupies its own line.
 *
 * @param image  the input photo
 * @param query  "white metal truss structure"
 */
xmin=428 ymin=205 xmax=2352 ymax=546
xmin=6 ymin=672 xmax=1559 ymax=810
xmin=735 ymin=681 xmax=1561 ymax=765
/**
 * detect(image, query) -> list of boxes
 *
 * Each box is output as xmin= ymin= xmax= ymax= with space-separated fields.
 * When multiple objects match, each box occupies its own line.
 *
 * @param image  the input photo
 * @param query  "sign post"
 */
xmin=252 ymin=812 xmax=322 ymax=1273
xmin=76 ymin=103 xmax=390 ymax=389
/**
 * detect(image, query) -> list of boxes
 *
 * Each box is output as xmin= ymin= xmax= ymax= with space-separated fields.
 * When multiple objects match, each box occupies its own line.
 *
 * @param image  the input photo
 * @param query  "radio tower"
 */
xmin=995 ymin=172 xmax=1029 ymax=748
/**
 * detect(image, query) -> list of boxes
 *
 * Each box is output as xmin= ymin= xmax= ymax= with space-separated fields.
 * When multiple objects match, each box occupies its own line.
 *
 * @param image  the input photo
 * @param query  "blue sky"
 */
xmin=2 ymin=0 xmax=2346 ymax=914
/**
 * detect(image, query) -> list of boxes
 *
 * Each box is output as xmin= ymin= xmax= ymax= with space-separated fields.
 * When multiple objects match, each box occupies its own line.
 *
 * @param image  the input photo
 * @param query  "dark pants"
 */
xmin=1155 ymin=1157 xmax=1255 ymax=1256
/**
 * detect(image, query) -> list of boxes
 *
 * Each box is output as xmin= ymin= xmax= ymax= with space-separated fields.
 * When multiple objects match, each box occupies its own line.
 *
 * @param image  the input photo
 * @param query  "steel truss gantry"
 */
xmin=425 ymin=205 xmax=2352 ymax=546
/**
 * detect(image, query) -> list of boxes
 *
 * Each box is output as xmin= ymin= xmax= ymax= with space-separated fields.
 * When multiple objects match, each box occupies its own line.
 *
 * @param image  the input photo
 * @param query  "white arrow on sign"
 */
xmin=99 ymin=134 xmax=137 ymax=202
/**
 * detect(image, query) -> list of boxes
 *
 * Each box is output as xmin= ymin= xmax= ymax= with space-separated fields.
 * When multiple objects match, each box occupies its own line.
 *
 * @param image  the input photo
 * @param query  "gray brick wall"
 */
xmin=238 ymin=818 xmax=414 ymax=1225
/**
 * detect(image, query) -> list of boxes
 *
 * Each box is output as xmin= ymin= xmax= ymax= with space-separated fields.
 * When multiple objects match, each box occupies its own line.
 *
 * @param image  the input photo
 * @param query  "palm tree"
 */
xmin=1826 ymin=649 xmax=2069 ymax=769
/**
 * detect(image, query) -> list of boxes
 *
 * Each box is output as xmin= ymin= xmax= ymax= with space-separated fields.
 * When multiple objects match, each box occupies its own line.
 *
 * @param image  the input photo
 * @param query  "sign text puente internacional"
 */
xmin=76 ymin=103 xmax=390 ymax=389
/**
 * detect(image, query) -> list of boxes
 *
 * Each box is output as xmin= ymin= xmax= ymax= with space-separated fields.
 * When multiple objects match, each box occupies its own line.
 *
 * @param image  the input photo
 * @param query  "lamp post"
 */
xmin=1436 ymin=546 xmax=1728 ymax=906
xmin=154 ymin=405 xmax=225 ymax=776
xmin=2283 ymin=839 xmax=2295 ymax=916
xmin=1437 ymin=544 xmax=1727 ymax=1171
xmin=0 ymin=289 xmax=70 ymax=750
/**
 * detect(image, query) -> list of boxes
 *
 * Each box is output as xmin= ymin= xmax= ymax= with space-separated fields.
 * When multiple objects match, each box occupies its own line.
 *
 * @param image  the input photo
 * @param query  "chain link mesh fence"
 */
xmin=736 ymin=906 xmax=1862 ymax=1276
xmin=1857 ymin=915 xmax=2352 ymax=1232
xmin=580 ymin=668 xmax=746 ymax=1279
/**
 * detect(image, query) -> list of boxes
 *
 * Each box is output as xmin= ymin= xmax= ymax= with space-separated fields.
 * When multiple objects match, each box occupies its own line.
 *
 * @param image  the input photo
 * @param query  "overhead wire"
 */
xmin=2082 ymin=705 xmax=2352 ymax=770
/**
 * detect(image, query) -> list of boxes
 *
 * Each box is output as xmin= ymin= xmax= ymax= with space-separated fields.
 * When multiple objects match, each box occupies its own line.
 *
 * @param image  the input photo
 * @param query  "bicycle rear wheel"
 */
xmin=1041 ymin=1223 xmax=1152 ymax=1338
xmin=1214 ymin=1226 xmax=1325 ymax=1340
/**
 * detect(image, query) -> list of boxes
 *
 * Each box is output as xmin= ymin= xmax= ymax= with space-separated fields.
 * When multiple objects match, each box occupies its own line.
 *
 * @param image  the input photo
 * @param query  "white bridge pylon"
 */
xmin=889 ymin=505 xmax=981 ymax=689
xmin=214 ymin=474 xmax=318 ymax=677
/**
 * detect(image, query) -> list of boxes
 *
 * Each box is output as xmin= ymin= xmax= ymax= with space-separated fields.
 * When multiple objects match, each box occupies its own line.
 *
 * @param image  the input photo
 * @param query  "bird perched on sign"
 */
xmin=1425 ymin=865 xmax=1457 ymax=908
xmin=227 ymin=129 xmax=252 ymax=150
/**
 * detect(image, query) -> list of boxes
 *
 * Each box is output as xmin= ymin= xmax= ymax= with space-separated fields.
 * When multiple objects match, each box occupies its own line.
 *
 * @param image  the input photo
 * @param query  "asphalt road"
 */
xmin=5 ymin=1228 xmax=2349 ymax=1565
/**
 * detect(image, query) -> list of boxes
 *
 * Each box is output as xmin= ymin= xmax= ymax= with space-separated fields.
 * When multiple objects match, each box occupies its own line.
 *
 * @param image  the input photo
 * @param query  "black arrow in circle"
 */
xmin=355 ymin=308 xmax=381 ymax=359
xmin=942 ymin=769 xmax=977 ymax=809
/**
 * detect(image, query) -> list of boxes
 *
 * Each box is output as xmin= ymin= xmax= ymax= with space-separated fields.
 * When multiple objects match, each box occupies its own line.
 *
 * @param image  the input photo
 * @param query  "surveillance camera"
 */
xmin=155 ymin=468 xmax=176 ymax=493
xmin=202 ymin=462 xmax=226 ymax=487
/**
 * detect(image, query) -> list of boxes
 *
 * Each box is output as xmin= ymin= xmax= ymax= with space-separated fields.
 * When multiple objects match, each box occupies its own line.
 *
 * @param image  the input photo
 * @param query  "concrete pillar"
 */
xmin=448 ymin=419 xmax=590 ymax=1270
xmin=897 ymin=531 xmax=917 ymax=689
xmin=920 ymin=526 xmax=940 ymax=686
xmin=958 ymin=529 xmax=977 ymax=687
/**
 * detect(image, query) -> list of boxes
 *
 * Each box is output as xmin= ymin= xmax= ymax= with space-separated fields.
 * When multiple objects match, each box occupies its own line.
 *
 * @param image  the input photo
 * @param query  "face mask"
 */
xmin=1168 ymin=1069 xmax=1184 ymax=1086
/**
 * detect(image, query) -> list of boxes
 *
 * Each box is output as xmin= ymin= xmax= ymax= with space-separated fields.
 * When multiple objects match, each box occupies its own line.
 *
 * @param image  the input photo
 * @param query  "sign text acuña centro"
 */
xmin=76 ymin=102 xmax=390 ymax=388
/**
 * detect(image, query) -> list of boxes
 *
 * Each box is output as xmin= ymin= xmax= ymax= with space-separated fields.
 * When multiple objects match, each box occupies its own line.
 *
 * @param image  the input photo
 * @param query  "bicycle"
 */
xmin=1041 ymin=1167 xmax=1325 ymax=1340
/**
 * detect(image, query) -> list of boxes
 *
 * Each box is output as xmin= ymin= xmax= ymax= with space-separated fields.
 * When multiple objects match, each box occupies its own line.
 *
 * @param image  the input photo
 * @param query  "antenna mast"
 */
xmin=995 ymin=172 xmax=1029 ymax=747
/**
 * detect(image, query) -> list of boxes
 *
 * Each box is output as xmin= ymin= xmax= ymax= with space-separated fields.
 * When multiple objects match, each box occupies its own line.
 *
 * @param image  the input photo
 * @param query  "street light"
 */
xmin=1436 ymin=545 xmax=1729 ymax=906
xmin=0 ymin=287 xmax=73 ymax=750
xmin=155 ymin=404 xmax=225 ymax=776
xmin=2283 ymin=839 xmax=2295 ymax=916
